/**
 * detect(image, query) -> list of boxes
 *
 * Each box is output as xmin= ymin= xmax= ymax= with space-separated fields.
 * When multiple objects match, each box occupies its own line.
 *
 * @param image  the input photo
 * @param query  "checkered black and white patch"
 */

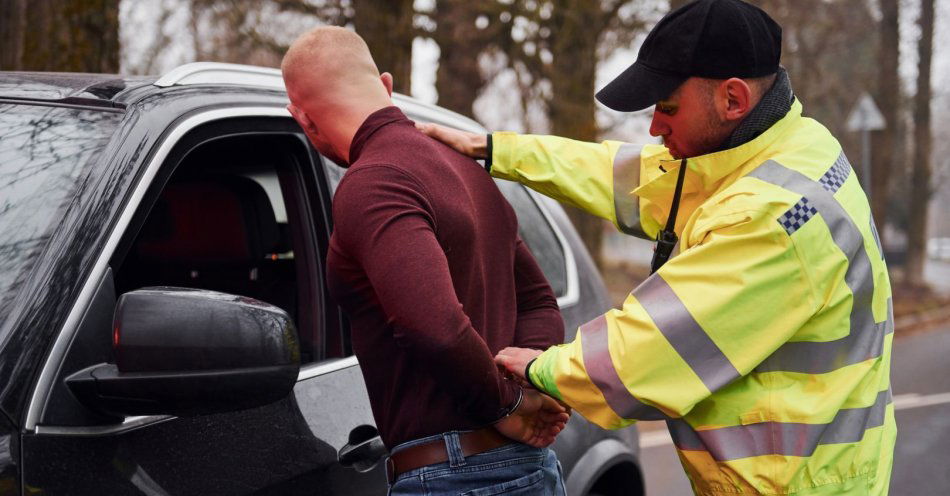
xmin=818 ymin=153 xmax=852 ymax=193
xmin=778 ymin=197 xmax=818 ymax=235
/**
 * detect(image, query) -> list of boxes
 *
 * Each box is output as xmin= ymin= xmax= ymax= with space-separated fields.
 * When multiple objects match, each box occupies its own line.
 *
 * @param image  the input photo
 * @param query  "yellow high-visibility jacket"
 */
xmin=491 ymin=99 xmax=895 ymax=495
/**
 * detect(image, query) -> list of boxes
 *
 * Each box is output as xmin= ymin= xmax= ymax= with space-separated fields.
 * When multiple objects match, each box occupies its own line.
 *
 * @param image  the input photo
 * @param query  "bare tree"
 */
xmin=429 ymin=2 xmax=516 ymax=118
xmin=752 ymin=0 xmax=877 ymax=137
xmin=669 ymin=0 xmax=691 ymax=10
xmin=353 ymin=0 xmax=415 ymax=94
xmin=0 ymin=0 xmax=120 ymax=72
xmin=0 ymin=0 xmax=26 ymax=69
xmin=906 ymin=0 xmax=935 ymax=285
xmin=188 ymin=0 xmax=299 ymax=68
xmin=501 ymin=0 xmax=649 ymax=269
xmin=171 ymin=1 xmax=412 ymax=93
xmin=544 ymin=2 xmax=617 ymax=268
xmin=870 ymin=0 xmax=901 ymax=244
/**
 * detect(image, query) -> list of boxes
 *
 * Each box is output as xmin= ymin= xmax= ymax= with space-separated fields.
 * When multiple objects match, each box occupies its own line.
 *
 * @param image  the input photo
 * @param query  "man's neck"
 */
xmin=334 ymin=97 xmax=393 ymax=163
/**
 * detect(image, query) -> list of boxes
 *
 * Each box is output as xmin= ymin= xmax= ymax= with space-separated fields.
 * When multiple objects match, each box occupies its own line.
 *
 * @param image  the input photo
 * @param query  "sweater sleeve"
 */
xmin=332 ymin=165 xmax=519 ymax=423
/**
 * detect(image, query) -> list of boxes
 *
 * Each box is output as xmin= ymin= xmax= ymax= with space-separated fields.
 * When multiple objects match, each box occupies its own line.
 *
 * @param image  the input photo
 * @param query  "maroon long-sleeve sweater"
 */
xmin=326 ymin=106 xmax=563 ymax=448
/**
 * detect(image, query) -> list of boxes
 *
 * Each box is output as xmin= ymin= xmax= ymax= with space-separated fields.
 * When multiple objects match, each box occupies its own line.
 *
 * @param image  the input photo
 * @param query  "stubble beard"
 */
xmin=692 ymin=111 xmax=732 ymax=158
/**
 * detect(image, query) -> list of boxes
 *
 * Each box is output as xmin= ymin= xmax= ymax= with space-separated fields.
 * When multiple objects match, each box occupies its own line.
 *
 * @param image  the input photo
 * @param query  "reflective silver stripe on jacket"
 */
xmin=748 ymin=157 xmax=892 ymax=374
xmin=635 ymin=275 xmax=741 ymax=393
xmin=613 ymin=144 xmax=648 ymax=239
xmin=668 ymin=389 xmax=892 ymax=461
xmin=580 ymin=315 xmax=670 ymax=420
xmin=870 ymin=216 xmax=885 ymax=260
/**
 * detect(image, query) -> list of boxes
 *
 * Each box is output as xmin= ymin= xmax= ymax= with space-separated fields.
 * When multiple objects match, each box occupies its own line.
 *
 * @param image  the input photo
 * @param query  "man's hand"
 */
xmin=494 ymin=389 xmax=570 ymax=448
xmin=495 ymin=347 xmax=543 ymax=384
xmin=415 ymin=122 xmax=488 ymax=159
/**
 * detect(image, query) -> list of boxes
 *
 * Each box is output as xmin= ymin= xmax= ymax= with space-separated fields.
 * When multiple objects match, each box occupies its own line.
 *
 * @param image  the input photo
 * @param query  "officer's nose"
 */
xmin=649 ymin=110 xmax=670 ymax=137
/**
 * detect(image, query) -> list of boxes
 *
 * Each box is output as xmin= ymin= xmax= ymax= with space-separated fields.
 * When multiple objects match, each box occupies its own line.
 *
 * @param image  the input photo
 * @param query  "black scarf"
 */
xmin=718 ymin=67 xmax=794 ymax=152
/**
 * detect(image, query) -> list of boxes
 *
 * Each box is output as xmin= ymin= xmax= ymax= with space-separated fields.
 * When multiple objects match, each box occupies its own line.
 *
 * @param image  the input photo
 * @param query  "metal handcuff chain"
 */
xmin=650 ymin=158 xmax=688 ymax=274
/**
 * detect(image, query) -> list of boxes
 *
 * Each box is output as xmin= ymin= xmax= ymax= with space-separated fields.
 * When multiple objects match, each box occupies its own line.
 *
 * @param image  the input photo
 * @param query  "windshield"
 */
xmin=0 ymin=103 xmax=122 ymax=330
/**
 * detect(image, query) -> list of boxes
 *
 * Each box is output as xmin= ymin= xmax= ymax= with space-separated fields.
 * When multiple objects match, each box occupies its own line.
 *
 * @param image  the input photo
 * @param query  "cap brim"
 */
xmin=595 ymin=62 xmax=688 ymax=112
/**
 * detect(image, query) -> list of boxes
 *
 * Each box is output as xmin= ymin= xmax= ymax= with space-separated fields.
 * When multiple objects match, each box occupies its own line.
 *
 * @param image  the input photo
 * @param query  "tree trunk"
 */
xmin=1 ymin=0 xmax=119 ymax=72
xmin=871 ymin=0 xmax=900 ymax=247
xmin=432 ymin=0 xmax=485 ymax=118
xmin=0 ymin=0 xmax=26 ymax=70
xmin=669 ymin=0 xmax=691 ymax=11
xmin=547 ymin=1 xmax=607 ymax=269
xmin=353 ymin=0 xmax=414 ymax=95
xmin=906 ymin=0 xmax=934 ymax=285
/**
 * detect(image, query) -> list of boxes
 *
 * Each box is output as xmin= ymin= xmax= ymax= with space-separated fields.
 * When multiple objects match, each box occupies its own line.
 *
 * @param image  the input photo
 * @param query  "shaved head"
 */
xmin=281 ymin=26 xmax=395 ymax=165
xmin=282 ymin=26 xmax=381 ymax=102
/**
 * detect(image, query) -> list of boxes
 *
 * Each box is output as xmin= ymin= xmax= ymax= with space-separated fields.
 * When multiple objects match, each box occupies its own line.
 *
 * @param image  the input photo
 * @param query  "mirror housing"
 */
xmin=68 ymin=287 xmax=300 ymax=417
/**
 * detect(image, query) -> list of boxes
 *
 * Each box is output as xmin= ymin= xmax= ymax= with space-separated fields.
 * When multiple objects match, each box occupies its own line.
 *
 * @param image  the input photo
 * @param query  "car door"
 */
xmin=20 ymin=110 xmax=388 ymax=495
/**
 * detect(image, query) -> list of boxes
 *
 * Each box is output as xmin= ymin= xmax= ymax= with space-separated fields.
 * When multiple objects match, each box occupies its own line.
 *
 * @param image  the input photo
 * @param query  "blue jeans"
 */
xmin=388 ymin=431 xmax=566 ymax=495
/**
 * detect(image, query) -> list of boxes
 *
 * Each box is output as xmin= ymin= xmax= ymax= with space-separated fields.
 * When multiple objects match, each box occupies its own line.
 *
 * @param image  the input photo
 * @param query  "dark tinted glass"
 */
xmin=322 ymin=155 xmax=346 ymax=194
xmin=0 ymin=104 xmax=121 ymax=329
xmin=495 ymin=181 xmax=568 ymax=297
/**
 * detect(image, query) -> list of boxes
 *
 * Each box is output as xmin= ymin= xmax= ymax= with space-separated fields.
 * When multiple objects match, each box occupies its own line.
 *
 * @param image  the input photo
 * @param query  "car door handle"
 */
xmin=338 ymin=425 xmax=388 ymax=473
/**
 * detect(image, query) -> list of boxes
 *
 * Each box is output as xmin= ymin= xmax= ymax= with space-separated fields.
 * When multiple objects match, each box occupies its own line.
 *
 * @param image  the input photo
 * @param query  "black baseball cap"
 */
xmin=596 ymin=0 xmax=782 ymax=112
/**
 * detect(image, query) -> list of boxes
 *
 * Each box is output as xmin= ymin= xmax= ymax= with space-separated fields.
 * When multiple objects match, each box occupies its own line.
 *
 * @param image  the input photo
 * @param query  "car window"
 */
xmin=115 ymin=133 xmax=320 ymax=363
xmin=322 ymin=156 xmax=346 ymax=194
xmin=0 ymin=103 xmax=121 ymax=336
xmin=495 ymin=181 xmax=569 ymax=298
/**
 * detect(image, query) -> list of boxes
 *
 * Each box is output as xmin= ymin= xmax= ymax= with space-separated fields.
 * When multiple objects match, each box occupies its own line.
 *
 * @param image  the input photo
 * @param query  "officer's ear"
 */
xmin=716 ymin=78 xmax=753 ymax=122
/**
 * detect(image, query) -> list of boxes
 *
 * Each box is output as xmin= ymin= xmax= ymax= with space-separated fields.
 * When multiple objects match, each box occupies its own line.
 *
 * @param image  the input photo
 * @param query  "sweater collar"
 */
xmin=349 ymin=106 xmax=411 ymax=164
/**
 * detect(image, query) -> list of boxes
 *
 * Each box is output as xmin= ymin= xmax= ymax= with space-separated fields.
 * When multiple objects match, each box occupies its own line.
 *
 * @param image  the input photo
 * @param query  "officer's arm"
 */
xmin=526 ymin=206 xmax=820 ymax=429
xmin=490 ymin=132 xmax=652 ymax=239
xmin=415 ymin=123 xmax=653 ymax=240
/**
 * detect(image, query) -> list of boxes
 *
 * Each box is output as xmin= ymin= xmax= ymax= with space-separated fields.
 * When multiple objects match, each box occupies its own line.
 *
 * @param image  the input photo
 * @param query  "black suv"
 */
xmin=0 ymin=63 xmax=643 ymax=495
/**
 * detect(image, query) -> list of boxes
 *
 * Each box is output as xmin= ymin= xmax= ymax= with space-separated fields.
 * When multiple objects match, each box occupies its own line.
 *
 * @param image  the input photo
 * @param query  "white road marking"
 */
xmin=638 ymin=392 xmax=950 ymax=450
xmin=640 ymin=429 xmax=674 ymax=449
xmin=892 ymin=392 xmax=950 ymax=410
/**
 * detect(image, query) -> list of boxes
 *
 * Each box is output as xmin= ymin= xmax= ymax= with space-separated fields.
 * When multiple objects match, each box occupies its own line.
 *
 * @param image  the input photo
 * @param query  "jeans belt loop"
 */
xmin=444 ymin=431 xmax=466 ymax=468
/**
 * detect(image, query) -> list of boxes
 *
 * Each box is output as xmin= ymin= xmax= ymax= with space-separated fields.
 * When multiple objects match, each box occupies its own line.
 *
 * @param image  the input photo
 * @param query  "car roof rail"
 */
xmin=154 ymin=62 xmax=285 ymax=89
xmin=153 ymin=61 xmax=484 ymax=131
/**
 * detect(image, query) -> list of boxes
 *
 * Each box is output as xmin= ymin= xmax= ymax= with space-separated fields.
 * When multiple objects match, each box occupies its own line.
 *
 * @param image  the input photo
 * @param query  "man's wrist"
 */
xmin=494 ymin=385 xmax=524 ymax=423
xmin=483 ymin=134 xmax=493 ymax=172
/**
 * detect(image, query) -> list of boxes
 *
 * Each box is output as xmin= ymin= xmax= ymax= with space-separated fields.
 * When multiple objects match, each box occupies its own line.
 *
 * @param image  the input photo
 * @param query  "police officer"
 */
xmin=419 ymin=0 xmax=896 ymax=494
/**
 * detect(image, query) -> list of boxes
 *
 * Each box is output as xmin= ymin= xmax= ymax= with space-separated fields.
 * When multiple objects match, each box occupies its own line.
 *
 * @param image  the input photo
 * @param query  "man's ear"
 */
xmin=380 ymin=72 xmax=394 ymax=96
xmin=288 ymin=104 xmax=320 ymax=140
xmin=719 ymin=78 xmax=753 ymax=122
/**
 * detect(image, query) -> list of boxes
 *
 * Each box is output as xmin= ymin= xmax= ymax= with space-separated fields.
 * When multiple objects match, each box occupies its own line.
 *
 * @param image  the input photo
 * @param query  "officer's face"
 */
xmin=649 ymin=78 xmax=729 ymax=159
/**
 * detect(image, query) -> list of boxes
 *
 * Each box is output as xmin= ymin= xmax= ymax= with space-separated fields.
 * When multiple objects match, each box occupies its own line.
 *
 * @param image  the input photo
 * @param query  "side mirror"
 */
xmin=67 ymin=287 xmax=300 ymax=417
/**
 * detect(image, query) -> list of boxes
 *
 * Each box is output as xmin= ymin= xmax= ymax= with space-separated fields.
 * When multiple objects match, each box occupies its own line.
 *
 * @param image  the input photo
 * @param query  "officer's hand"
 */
xmin=415 ymin=122 xmax=488 ymax=159
xmin=495 ymin=347 xmax=543 ymax=383
xmin=494 ymin=389 xmax=570 ymax=448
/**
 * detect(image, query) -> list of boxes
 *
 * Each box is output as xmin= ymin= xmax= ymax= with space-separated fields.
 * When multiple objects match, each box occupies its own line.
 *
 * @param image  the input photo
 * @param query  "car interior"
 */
xmin=114 ymin=134 xmax=319 ymax=363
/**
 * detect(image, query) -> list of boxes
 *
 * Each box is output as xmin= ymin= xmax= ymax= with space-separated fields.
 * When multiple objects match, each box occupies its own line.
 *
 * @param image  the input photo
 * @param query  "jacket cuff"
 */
xmin=525 ymin=358 xmax=540 ymax=390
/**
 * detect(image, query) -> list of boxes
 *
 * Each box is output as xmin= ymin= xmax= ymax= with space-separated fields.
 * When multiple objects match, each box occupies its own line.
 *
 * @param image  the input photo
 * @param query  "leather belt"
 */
xmin=386 ymin=427 xmax=511 ymax=483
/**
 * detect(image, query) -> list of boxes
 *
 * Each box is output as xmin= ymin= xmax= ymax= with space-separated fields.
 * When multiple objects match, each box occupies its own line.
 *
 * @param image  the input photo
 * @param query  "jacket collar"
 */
xmin=635 ymin=98 xmax=803 ymax=201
